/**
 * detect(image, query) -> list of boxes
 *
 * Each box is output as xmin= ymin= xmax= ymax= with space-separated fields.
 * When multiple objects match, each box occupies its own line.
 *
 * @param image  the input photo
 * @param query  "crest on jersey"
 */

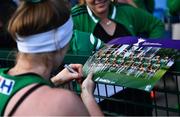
xmin=0 ymin=76 xmax=15 ymax=95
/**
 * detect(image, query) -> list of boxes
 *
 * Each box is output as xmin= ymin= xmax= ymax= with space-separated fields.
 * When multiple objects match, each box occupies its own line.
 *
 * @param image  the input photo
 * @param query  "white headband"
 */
xmin=16 ymin=17 xmax=73 ymax=53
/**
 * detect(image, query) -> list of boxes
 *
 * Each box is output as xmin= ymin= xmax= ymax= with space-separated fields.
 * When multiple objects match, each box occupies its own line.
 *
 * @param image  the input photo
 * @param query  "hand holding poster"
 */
xmin=83 ymin=37 xmax=180 ymax=91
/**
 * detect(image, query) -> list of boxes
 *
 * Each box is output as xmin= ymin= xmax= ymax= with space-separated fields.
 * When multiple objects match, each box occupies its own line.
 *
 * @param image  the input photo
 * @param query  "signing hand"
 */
xmin=51 ymin=64 xmax=83 ymax=86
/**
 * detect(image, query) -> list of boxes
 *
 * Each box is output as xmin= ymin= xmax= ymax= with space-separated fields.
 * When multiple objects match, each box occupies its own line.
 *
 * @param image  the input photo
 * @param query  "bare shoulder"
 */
xmin=39 ymin=86 xmax=89 ymax=116
xmin=5 ymin=84 xmax=89 ymax=116
xmin=13 ymin=85 xmax=89 ymax=116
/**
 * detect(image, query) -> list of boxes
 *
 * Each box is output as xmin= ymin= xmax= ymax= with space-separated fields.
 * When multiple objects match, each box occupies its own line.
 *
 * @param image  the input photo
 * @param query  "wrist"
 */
xmin=51 ymin=76 xmax=64 ymax=86
xmin=81 ymin=87 xmax=94 ymax=99
xmin=81 ymin=93 xmax=95 ymax=103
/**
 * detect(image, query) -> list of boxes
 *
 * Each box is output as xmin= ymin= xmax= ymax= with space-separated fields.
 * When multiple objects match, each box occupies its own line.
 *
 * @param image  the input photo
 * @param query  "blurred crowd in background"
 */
xmin=0 ymin=0 xmax=179 ymax=49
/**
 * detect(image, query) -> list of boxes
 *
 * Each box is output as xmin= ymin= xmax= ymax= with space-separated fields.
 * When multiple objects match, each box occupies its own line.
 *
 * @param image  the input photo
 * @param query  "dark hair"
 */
xmin=8 ymin=0 xmax=70 ymax=38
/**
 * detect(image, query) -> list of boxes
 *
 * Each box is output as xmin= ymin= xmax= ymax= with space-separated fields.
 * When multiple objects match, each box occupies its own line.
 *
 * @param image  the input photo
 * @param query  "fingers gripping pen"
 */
xmin=64 ymin=64 xmax=78 ymax=82
xmin=64 ymin=64 xmax=77 ymax=73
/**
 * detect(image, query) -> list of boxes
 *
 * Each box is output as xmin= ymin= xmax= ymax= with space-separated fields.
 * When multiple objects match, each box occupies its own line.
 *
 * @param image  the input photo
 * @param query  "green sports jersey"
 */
xmin=69 ymin=2 xmax=164 ymax=54
xmin=69 ymin=30 xmax=104 ymax=55
xmin=0 ymin=68 xmax=53 ymax=116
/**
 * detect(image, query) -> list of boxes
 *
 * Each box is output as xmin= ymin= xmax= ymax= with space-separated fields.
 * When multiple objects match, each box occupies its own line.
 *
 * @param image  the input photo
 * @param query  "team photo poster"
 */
xmin=83 ymin=37 xmax=180 ymax=92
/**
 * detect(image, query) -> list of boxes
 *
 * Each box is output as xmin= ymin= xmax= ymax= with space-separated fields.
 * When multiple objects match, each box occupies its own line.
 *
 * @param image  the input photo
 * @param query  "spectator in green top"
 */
xmin=69 ymin=0 xmax=164 ymax=55
xmin=69 ymin=0 xmax=164 ymax=115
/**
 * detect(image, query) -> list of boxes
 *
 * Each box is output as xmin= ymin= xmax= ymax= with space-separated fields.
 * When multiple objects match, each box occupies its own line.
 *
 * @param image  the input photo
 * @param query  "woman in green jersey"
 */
xmin=0 ymin=0 xmax=103 ymax=116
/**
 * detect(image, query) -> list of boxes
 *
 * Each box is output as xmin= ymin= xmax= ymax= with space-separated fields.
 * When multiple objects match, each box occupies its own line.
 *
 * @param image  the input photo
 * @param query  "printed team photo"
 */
xmin=83 ymin=38 xmax=180 ymax=91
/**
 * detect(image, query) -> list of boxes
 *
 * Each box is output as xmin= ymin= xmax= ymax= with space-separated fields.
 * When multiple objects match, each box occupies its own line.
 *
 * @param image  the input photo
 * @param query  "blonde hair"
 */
xmin=8 ymin=0 xmax=70 ymax=39
xmin=8 ymin=0 xmax=70 ymax=67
